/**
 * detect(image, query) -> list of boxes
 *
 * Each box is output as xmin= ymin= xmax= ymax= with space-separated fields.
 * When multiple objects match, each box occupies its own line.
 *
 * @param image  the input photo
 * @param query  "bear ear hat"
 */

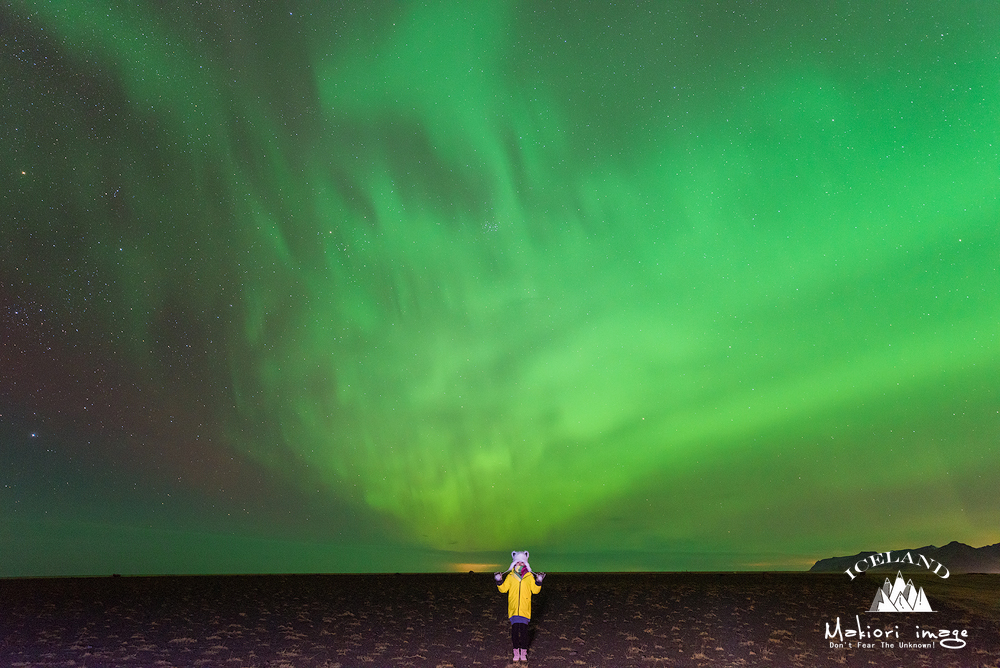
xmin=508 ymin=550 xmax=532 ymax=574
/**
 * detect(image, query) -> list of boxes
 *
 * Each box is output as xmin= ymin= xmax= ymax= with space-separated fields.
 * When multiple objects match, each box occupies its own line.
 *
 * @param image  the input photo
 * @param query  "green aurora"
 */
xmin=2 ymin=1 xmax=999 ymax=575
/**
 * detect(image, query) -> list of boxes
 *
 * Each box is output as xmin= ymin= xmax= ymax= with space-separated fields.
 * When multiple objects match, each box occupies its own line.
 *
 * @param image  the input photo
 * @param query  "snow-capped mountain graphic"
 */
xmin=868 ymin=571 xmax=933 ymax=612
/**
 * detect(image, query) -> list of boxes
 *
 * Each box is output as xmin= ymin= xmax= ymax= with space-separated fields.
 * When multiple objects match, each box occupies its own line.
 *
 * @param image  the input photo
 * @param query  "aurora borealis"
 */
xmin=3 ymin=0 xmax=999 ymax=576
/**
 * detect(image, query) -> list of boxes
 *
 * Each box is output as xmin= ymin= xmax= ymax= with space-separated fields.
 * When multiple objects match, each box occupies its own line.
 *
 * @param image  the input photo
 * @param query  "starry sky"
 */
xmin=2 ymin=1 xmax=999 ymax=576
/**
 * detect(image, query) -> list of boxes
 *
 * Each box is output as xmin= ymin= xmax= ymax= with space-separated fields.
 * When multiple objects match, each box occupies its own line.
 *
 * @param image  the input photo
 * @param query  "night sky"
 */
xmin=3 ymin=1 xmax=998 ymax=576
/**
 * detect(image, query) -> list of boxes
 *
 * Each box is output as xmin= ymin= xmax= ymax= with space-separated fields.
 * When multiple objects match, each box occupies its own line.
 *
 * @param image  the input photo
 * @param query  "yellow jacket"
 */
xmin=498 ymin=570 xmax=541 ymax=619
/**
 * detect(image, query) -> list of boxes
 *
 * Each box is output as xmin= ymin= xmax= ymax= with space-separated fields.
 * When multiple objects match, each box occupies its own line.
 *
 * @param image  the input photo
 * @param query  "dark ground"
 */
xmin=1 ymin=572 xmax=998 ymax=667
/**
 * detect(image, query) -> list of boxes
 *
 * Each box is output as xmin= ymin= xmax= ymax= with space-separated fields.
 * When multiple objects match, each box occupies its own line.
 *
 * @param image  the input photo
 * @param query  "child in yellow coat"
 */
xmin=494 ymin=550 xmax=545 ymax=662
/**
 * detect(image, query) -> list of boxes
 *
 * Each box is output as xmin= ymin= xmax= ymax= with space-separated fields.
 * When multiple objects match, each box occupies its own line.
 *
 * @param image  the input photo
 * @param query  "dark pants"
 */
xmin=511 ymin=621 xmax=529 ymax=649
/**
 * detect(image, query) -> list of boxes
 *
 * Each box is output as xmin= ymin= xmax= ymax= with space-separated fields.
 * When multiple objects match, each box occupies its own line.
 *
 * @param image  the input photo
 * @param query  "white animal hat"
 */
xmin=507 ymin=550 xmax=531 ymax=573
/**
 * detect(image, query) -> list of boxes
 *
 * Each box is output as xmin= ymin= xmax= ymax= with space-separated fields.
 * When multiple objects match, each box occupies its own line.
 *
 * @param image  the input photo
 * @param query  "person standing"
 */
xmin=495 ymin=550 xmax=545 ymax=662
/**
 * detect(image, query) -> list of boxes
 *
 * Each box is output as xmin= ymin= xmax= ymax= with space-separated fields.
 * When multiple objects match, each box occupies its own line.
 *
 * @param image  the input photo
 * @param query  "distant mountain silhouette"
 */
xmin=810 ymin=541 xmax=1000 ymax=574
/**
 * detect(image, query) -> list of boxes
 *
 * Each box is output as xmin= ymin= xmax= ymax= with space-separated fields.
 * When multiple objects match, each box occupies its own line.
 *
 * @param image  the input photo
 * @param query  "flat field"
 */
xmin=1 ymin=572 xmax=997 ymax=667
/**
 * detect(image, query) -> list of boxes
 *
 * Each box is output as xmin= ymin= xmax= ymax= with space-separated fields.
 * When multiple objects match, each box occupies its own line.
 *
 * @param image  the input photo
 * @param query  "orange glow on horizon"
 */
xmin=451 ymin=563 xmax=501 ymax=573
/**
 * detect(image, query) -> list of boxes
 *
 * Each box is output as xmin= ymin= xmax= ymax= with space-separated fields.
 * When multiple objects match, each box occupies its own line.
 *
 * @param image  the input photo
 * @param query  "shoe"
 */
xmin=513 ymin=649 xmax=520 ymax=662
xmin=520 ymin=648 xmax=528 ymax=661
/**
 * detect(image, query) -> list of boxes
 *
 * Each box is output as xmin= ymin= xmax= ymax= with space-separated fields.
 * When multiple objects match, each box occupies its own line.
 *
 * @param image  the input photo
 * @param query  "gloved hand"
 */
xmin=535 ymin=572 xmax=546 ymax=583
xmin=494 ymin=572 xmax=503 ymax=583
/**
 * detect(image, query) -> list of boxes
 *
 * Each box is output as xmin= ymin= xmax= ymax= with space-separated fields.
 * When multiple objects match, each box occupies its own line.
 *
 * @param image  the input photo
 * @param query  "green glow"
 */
xmin=4 ymin=0 xmax=999 ymax=573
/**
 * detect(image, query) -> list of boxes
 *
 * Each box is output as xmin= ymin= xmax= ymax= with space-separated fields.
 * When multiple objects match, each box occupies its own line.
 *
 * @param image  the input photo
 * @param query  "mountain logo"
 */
xmin=868 ymin=571 xmax=933 ymax=612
